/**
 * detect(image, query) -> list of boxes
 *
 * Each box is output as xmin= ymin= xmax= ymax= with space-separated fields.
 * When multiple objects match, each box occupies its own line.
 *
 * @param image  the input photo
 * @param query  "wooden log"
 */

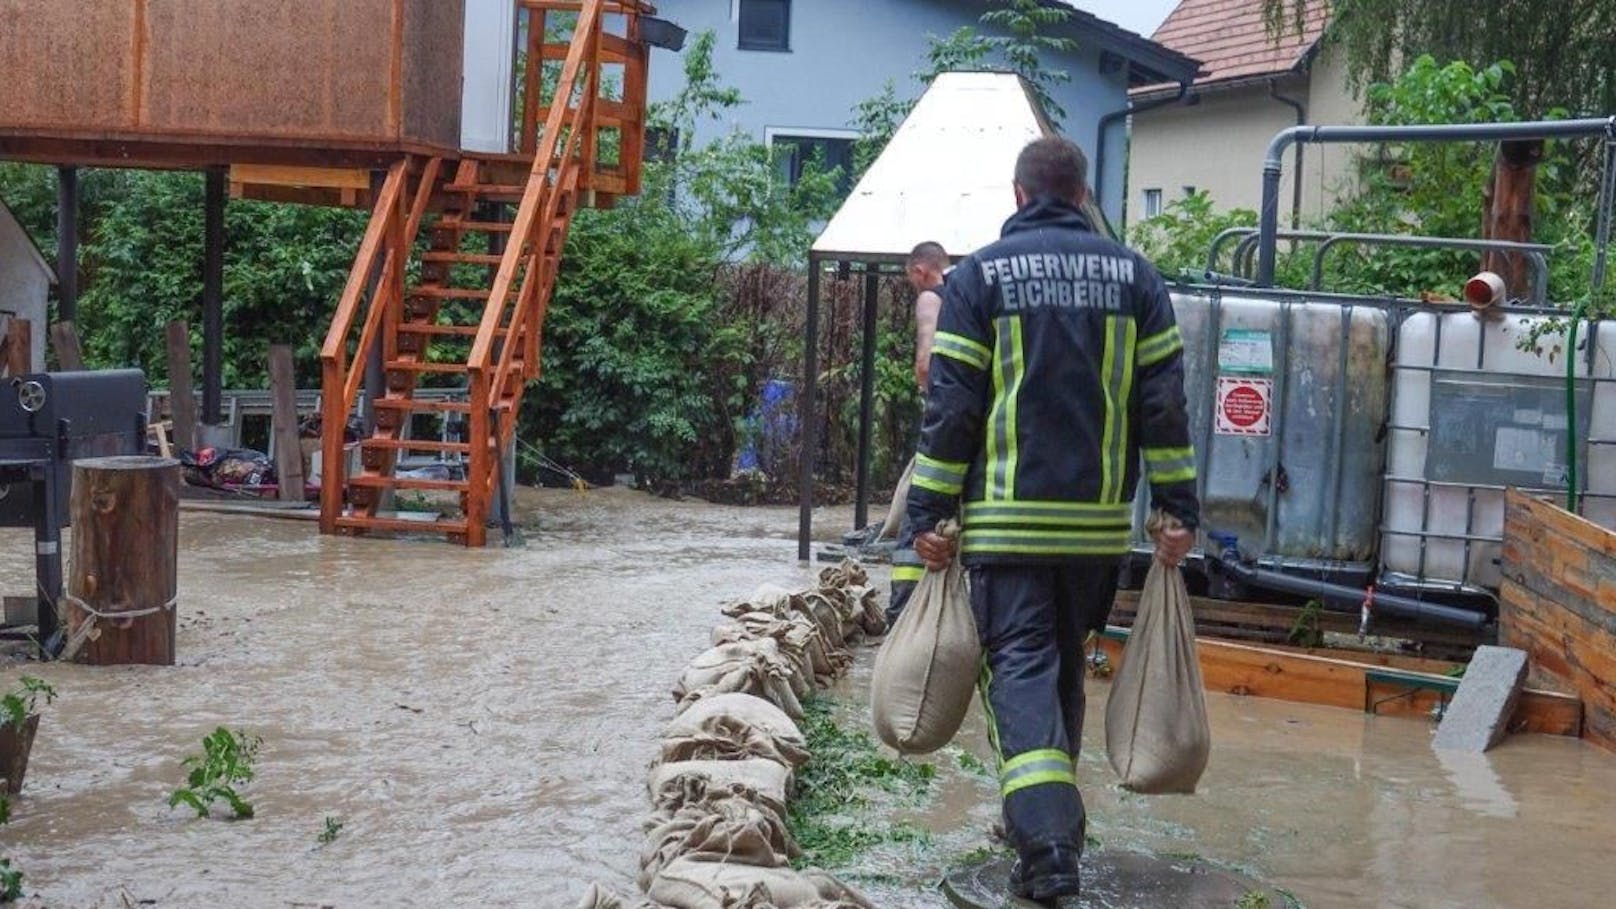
xmin=64 ymin=456 xmax=181 ymax=666
xmin=268 ymin=345 xmax=306 ymax=502
xmin=50 ymin=320 xmax=84 ymax=371
xmin=165 ymin=321 xmax=198 ymax=454
xmin=1482 ymin=139 xmax=1544 ymax=299
xmin=3 ymin=318 xmax=31 ymax=376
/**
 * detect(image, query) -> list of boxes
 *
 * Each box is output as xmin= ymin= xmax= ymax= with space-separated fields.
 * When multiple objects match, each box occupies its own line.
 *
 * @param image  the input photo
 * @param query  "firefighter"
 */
xmin=884 ymin=241 xmax=950 ymax=626
xmin=904 ymin=136 xmax=1199 ymax=906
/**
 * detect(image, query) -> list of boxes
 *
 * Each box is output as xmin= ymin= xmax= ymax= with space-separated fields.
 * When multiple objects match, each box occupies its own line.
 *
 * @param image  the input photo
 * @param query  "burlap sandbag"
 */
xmin=659 ymin=712 xmax=811 ymax=769
xmin=674 ymin=639 xmax=805 ymax=720
xmin=664 ymin=693 xmax=805 ymax=752
xmin=718 ymin=611 xmax=840 ymax=686
xmin=712 ymin=620 xmax=816 ymax=696
xmin=639 ymin=793 xmax=799 ymax=890
xmin=1103 ymin=526 xmax=1211 ymax=794
xmin=869 ymin=521 xmax=980 ymax=754
xmin=648 ymin=858 xmax=873 ymax=909
xmin=877 ymin=457 xmax=915 ymax=541
xmin=649 ymin=760 xmax=792 ymax=820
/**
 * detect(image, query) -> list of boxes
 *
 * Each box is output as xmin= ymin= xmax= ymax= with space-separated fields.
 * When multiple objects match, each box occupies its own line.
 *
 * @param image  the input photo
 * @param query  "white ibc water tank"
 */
xmin=1155 ymin=293 xmax=1390 ymax=567
xmin=1383 ymin=311 xmax=1616 ymax=589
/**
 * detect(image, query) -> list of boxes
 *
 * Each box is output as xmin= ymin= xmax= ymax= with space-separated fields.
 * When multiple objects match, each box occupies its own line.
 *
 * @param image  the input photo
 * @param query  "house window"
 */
xmin=1143 ymin=188 xmax=1163 ymax=218
xmin=772 ymin=133 xmax=854 ymax=195
xmin=739 ymin=0 xmax=791 ymax=52
xmin=1182 ymin=185 xmax=1197 ymax=198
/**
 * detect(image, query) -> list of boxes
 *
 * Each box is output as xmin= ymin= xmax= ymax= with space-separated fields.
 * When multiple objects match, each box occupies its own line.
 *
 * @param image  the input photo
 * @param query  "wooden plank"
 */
xmin=164 ymin=321 xmax=198 ymax=454
xmin=1092 ymin=632 xmax=1583 ymax=739
xmin=3 ymin=319 xmax=31 ymax=376
xmin=228 ymin=164 xmax=372 ymax=190
xmin=50 ymin=321 xmax=85 ymax=370
xmin=268 ymin=345 xmax=305 ymax=503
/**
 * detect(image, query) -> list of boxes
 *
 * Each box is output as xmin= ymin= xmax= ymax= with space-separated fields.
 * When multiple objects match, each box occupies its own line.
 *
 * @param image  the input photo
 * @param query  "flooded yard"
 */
xmin=2 ymin=488 xmax=1614 ymax=908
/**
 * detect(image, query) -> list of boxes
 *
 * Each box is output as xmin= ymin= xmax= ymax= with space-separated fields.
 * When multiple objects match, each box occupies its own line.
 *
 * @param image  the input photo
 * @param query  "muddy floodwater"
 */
xmin=1 ymin=489 xmax=1614 ymax=908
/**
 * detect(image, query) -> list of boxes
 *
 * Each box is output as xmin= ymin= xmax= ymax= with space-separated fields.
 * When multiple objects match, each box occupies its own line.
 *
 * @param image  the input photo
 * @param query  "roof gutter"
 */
xmin=1094 ymin=80 xmax=1194 ymax=232
xmin=1255 ymin=117 xmax=1616 ymax=286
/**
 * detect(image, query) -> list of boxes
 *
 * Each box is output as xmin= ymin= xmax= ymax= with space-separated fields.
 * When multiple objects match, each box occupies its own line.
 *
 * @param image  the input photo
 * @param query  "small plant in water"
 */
xmin=0 ymin=857 xmax=22 ymax=904
xmin=169 ymin=727 xmax=261 ymax=820
xmin=1235 ymin=890 xmax=1272 ymax=909
xmin=1286 ymin=601 xmax=1325 ymax=649
xmin=1 ymin=677 xmax=56 ymax=729
xmin=318 ymin=816 xmax=344 ymax=844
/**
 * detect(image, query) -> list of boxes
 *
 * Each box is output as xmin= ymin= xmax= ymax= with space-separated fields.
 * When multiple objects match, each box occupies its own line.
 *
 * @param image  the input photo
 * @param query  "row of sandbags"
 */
xmin=579 ymin=562 xmax=886 ymax=909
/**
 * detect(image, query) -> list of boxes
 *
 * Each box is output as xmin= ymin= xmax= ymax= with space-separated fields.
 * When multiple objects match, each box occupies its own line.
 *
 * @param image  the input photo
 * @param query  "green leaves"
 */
xmin=1 ymin=677 xmax=56 ymax=731
xmin=168 ymin=727 xmax=261 ymax=821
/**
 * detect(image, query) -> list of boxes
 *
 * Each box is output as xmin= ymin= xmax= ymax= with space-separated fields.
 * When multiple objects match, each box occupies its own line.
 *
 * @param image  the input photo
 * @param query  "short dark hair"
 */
xmin=906 ymin=241 xmax=949 ymax=270
xmin=1014 ymin=137 xmax=1088 ymax=202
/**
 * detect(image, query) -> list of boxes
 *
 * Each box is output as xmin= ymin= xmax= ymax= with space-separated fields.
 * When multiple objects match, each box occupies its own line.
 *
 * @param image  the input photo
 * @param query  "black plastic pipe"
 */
xmin=1255 ymin=117 xmax=1616 ymax=286
xmin=1205 ymin=538 xmax=1489 ymax=630
xmin=1094 ymin=82 xmax=1192 ymax=227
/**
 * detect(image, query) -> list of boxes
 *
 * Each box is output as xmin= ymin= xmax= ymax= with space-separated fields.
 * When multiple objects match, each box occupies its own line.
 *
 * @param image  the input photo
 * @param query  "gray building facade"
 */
xmin=645 ymin=0 xmax=1200 ymax=229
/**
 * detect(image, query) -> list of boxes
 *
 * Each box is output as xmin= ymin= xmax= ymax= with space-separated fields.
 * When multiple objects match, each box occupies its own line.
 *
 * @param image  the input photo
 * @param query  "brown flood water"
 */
xmin=0 ymin=488 xmax=1613 ymax=908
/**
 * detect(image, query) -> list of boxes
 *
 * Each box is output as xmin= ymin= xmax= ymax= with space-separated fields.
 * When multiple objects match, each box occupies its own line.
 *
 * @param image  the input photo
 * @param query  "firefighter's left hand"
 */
xmin=915 ymin=531 xmax=956 ymax=570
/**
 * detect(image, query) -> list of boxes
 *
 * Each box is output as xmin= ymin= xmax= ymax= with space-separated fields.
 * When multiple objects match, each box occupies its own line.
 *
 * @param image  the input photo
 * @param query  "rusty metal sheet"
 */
xmin=0 ymin=0 xmax=135 ymax=130
xmin=402 ymin=0 xmax=464 ymax=149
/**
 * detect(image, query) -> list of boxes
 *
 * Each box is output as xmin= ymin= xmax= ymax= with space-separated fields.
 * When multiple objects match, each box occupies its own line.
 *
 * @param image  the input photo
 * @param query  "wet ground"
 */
xmin=1 ymin=488 xmax=1614 ymax=908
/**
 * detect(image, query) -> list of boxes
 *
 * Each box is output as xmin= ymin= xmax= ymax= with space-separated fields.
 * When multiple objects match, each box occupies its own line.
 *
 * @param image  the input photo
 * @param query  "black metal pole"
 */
xmin=55 ymin=166 xmax=79 ymax=324
xmin=32 ymin=469 xmax=61 ymax=658
xmin=854 ymin=265 xmax=878 ymax=531
xmin=201 ymin=168 xmax=226 ymax=426
xmin=797 ymin=258 xmax=821 ymax=562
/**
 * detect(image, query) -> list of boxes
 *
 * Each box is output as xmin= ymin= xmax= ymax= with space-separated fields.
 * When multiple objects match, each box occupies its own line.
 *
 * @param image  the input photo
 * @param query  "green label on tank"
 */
xmin=1218 ymin=329 xmax=1274 ymax=375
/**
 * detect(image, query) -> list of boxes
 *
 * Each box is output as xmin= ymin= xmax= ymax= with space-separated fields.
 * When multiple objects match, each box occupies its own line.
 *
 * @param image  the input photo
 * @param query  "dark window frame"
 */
xmin=771 ymin=133 xmax=856 ymax=196
xmin=738 ymin=0 xmax=792 ymax=52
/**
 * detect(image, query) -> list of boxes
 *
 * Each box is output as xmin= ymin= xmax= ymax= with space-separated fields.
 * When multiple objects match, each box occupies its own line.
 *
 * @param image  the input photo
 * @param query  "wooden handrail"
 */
xmin=470 ymin=0 xmax=602 ymax=372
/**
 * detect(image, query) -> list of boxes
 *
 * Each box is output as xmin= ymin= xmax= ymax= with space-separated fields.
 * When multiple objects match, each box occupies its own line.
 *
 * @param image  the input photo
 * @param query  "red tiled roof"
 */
xmin=1141 ymin=0 xmax=1328 ymax=91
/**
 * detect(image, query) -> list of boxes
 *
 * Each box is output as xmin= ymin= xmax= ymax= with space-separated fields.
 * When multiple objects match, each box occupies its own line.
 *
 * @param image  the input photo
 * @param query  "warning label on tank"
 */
xmin=1216 ymin=377 xmax=1272 ymax=436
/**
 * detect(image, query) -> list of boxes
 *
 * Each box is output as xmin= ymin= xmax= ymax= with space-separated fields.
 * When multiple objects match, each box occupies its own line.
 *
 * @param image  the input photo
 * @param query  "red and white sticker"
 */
xmin=1216 ymin=377 xmax=1272 ymax=436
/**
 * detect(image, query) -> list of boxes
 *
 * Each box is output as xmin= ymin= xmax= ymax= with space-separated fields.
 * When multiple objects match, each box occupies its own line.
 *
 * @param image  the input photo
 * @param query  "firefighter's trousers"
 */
xmin=970 ymin=559 xmax=1121 ymax=887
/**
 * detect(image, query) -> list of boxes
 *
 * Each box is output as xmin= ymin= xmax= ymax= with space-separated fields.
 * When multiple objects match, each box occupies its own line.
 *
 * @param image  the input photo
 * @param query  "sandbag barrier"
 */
xmin=579 ymin=561 xmax=886 ymax=909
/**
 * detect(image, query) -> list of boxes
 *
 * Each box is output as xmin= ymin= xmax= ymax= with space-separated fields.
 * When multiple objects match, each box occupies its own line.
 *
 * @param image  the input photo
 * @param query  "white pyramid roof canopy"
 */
xmin=811 ymin=72 xmax=1055 ymax=263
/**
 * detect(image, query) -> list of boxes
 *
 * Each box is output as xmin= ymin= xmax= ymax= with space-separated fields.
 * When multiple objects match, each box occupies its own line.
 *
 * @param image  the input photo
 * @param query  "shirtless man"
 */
xmin=881 ymin=241 xmax=950 ymax=624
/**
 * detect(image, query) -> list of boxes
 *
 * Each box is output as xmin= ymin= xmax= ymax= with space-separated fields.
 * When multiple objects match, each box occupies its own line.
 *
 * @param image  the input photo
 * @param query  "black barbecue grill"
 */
xmin=0 ymin=370 xmax=148 ymax=655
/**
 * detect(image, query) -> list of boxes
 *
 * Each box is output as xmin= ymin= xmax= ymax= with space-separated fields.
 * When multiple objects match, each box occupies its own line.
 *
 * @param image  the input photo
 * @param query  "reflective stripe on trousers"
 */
xmin=970 ymin=560 xmax=1121 ymax=868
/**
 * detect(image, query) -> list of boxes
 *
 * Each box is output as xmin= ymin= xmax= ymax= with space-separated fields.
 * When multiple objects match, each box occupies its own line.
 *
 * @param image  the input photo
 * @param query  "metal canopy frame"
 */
xmin=796 ymin=254 xmax=912 ymax=561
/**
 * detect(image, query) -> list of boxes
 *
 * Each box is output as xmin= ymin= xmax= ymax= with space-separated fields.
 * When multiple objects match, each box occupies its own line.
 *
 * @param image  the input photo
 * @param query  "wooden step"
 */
xmin=385 ymin=360 xmax=469 ymax=374
xmin=398 ymin=323 xmax=510 ymax=338
xmin=421 ymin=252 xmax=504 ymax=266
xmin=438 ymin=219 xmax=515 ymax=233
xmin=359 ymin=438 xmax=471 ymax=454
xmin=372 ymin=399 xmax=473 ymax=414
xmin=412 ymin=287 xmax=491 ymax=300
xmin=348 ymin=475 xmax=468 ymax=492
xmin=335 ymin=514 xmax=469 ymax=535
xmin=444 ymin=182 xmax=528 ymax=197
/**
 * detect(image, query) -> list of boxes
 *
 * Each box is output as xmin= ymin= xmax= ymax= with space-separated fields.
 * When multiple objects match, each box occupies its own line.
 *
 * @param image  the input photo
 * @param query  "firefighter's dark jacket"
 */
xmin=904 ymin=195 xmax=1200 ymax=564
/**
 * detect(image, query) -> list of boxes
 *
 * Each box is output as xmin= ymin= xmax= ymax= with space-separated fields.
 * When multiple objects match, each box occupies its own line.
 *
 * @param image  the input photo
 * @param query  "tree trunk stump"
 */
xmin=65 ymin=456 xmax=181 ymax=666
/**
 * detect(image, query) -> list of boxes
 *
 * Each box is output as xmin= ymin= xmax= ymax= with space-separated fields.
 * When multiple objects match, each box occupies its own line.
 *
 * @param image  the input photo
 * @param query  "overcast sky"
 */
xmin=1071 ymin=0 xmax=1179 ymax=39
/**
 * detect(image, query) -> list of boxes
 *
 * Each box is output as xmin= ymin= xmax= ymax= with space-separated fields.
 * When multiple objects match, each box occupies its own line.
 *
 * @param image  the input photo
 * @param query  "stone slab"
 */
xmin=942 ymin=852 xmax=1289 ymax=909
xmin=1433 ymin=645 xmax=1530 ymax=753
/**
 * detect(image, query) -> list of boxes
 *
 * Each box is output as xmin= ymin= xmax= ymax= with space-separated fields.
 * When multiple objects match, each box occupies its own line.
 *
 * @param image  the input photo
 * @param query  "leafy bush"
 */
xmin=168 ymin=727 xmax=261 ymax=820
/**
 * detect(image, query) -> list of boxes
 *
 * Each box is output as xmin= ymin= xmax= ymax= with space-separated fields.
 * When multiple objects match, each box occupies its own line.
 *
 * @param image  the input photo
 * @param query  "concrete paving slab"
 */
xmin=1433 ymin=645 xmax=1529 ymax=752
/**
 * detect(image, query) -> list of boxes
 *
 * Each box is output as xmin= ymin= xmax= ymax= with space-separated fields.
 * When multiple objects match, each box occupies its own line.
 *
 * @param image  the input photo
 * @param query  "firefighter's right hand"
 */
xmin=1154 ymin=524 xmax=1194 ymax=568
xmin=915 ymin=531 xmax=956 ymax=570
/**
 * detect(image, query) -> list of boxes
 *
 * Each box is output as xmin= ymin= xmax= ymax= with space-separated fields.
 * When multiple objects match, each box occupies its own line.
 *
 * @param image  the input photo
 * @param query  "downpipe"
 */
xmin=1203 ymin=531 xmax=1490 ymax=631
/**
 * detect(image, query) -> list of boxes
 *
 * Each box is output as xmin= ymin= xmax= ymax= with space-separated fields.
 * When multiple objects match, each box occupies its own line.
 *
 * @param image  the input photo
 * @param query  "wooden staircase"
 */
xmin=318 ymin=0 xmax=651 ymax=545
